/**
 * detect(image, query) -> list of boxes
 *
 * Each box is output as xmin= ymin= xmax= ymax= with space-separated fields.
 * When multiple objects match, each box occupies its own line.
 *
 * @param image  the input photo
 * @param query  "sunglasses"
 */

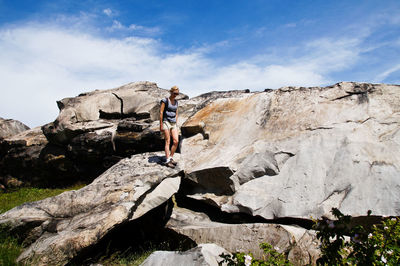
xmin=173 ymin=92 xmax=179 ymax=95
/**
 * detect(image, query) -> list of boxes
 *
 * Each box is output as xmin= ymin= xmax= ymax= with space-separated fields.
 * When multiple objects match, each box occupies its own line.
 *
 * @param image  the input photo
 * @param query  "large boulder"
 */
xmin=180 ymin=82 xmax=400 ymax=220
xmin=0 ymin=152 xmax=182 ymax=265
xmin=0 ymin=117 xmax=29 ymax=139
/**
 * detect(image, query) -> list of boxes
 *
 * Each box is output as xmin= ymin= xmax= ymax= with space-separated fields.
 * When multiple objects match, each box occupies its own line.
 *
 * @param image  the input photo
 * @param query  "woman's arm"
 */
xmin=160 ymin=102 xmax=165 ymax=131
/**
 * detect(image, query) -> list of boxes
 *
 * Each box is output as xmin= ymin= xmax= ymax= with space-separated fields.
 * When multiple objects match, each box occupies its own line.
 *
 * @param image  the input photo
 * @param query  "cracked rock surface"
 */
xmin=180 ymin=82 xmax=400 ymax=219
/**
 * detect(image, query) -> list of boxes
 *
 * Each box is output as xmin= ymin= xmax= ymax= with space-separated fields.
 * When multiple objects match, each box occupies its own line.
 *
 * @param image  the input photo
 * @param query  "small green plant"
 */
xmin=220 ymin=242 xmax=291 ymax=266
xmin=314 ymin=208 xmax=400 ymax=265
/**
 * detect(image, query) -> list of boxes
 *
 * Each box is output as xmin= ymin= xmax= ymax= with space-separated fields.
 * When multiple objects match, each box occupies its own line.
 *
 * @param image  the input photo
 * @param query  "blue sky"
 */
xmin=0 ymin=0 xmax=399 ymax=127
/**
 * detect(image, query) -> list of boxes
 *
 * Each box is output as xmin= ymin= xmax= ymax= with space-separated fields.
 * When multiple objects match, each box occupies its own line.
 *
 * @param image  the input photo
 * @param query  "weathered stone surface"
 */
xmin=0 ymin=117 xmax=29 ymax=139
xmin=0 ymin=152 xmax=181 ymax=265
xmin=0 ymin=126 xmax=89 ymax=187
xmin=166 ymin=207 xmax=320 ymax=265
xmin=141 ymin=243 xmax=228 ymax=266
xmin=179 ymin=90 xmax=251 ymax=137
xmin=114 ymin=121 xmax=165 ymax=156
xmin=180 ymin=82 xmax=400 ymax=219
xmin=0 ymin=127 xmax=67 ymax=187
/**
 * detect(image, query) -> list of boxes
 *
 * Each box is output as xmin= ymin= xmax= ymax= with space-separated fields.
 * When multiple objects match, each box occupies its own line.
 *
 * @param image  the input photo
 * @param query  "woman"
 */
xmin=160 ymin=86 xmax=180 ymax=168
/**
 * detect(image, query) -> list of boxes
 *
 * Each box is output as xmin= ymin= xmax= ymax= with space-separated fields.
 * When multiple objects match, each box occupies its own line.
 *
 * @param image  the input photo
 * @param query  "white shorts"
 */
xmin=163 ymin=120 xmax=177 ymax=130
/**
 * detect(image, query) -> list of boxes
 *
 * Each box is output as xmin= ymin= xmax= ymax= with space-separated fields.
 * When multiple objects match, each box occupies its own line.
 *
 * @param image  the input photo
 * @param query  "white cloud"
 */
xmin=0 ymin=18 xmax=369 ymax=128
xmin=374 ymin=64 xmax=400 ymax=82
xmin=103 ymin=8 xmax=113 ymax=17
xmin=109 ymin=20 xmax=123 ymax=30
xmin=300 ymin=38 xmax=362 ymax=73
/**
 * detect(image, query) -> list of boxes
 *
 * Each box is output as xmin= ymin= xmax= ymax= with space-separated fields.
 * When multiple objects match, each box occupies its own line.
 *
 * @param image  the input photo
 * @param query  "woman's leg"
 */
xmin=170 ymin=127 xmax=179 ymax=158
xmin=163 ymin=128 xmax=171 ymax=160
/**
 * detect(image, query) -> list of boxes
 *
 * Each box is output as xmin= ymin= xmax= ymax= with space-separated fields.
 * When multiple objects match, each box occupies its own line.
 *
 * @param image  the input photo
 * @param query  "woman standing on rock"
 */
xmin=160 ymin=86 xmax=180 ymax=168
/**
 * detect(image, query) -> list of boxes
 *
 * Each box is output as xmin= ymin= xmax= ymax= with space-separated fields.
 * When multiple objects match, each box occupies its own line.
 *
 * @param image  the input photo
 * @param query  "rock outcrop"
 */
xmin=0 ymin=117 xmax=29 ymax=140
xmin=0 ymin=81 xmax=399 ymax=265
xmin=0 ymin=118 xmax=31 ymax=188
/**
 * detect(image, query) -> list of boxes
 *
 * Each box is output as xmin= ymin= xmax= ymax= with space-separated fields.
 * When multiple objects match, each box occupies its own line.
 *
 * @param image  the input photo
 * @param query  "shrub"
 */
xmin=220 ymin=242 xmax=291 ymax=266
xmin=314 ymin=208 xmax=400 ymax=265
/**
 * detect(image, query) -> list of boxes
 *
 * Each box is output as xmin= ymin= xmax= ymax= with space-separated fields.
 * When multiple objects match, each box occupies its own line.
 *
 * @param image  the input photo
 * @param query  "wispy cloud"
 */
xmin=374 ymin=64 xmax=400 ymax=82
xmin=107 ymin=20 xmax=161 ymax=35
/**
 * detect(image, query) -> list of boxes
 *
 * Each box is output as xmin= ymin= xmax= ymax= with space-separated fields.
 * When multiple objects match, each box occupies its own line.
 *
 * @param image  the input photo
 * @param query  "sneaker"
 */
xmin=166 ymin=161 xmax=175 ymax=168
xmin=170 ymin=158 xmax=178 ymax=166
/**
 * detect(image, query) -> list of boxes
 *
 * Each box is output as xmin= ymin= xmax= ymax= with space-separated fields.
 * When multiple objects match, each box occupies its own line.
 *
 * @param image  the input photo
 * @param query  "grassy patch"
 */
xmin=0 ymin=184 xmax=86 ymax=266
xmin=0 ymin=229 xmax=22 ymax=266
xmin=0 ymin=184 xmax=85 ymax=214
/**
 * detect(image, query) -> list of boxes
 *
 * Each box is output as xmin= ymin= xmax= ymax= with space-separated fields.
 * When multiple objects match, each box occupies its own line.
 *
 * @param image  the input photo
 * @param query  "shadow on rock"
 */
xmin=148 ymin=155 xmax=166 ymax=165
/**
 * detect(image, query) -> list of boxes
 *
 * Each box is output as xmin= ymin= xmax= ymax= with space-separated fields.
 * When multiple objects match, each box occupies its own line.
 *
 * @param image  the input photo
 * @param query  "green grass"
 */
xmin=0 ymin=229 xmax=22 ymax=266
xmin=0 ymin=184 xmax=85 ymax=214
xmin=0 ymin=184 xmax=86 ymax=266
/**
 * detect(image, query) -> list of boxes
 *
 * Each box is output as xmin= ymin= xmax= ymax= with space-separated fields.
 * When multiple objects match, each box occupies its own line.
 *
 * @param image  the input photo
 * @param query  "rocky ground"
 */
xmin=0 ymin=81 xmax=399 ymax=265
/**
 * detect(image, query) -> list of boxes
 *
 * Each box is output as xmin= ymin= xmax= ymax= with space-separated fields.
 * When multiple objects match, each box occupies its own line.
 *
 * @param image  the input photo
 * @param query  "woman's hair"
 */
xmin=170 ymin=86 xmax=179 ymax=93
